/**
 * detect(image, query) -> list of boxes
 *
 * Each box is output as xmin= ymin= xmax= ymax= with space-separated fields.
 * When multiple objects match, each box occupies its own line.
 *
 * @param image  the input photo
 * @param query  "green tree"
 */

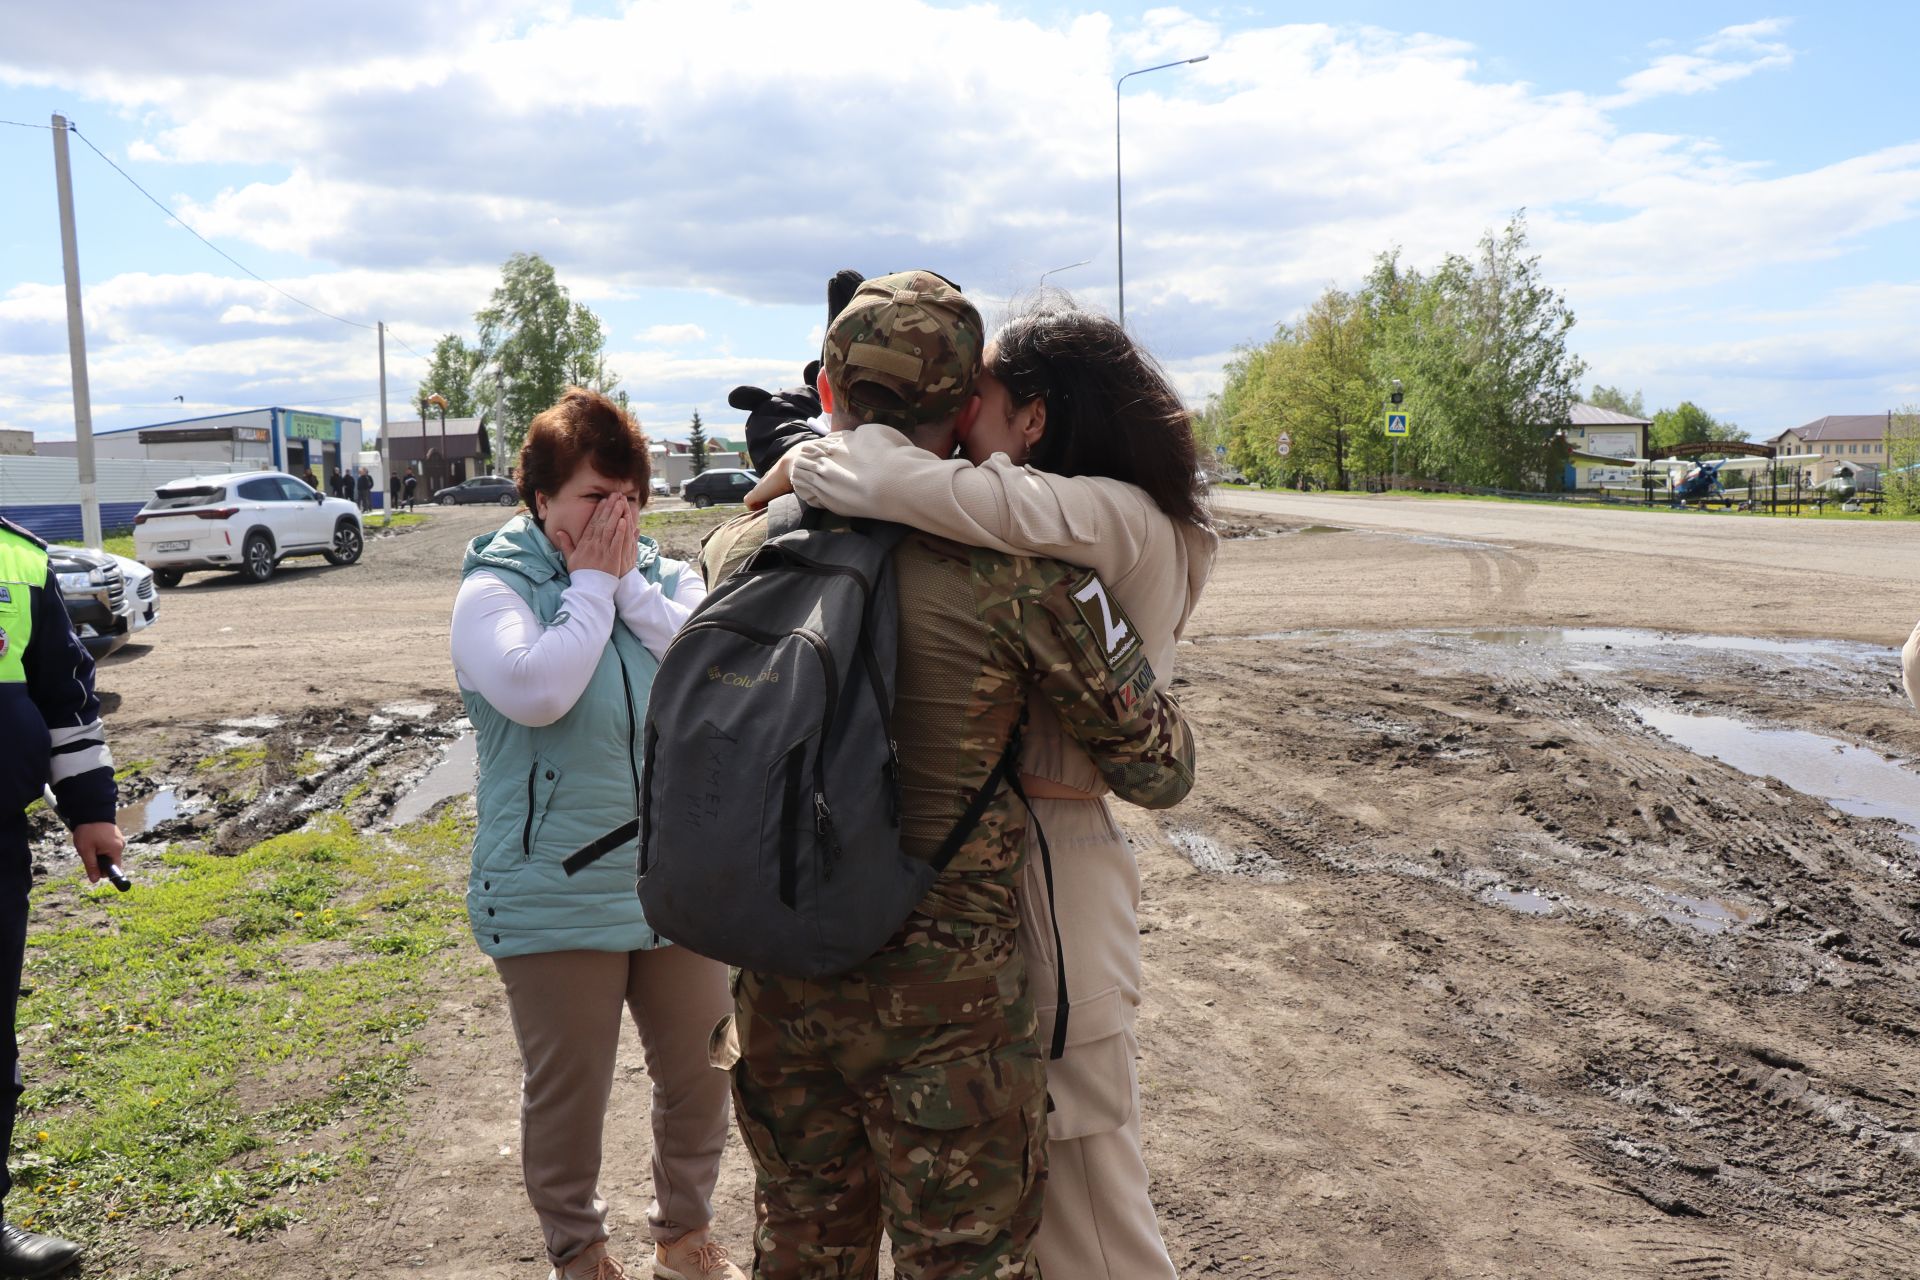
xmin=1588 ymin=385 xmax=1646 ymax=418
xmin=1885 ymin=405 xmax=1920 ymax=516
xmin=474 ymin=253 xmax=618 ymax=453
xmin=1393 ymin=216 xmax=1587 ymax=489
xmin=414 ymin=334 xmax=482 ymax=419
xmin=1650 ymin=401 xmax=1746 ymax=451
xmin=687 ymin=410 xmax=709 ymax=476
xmin=1249 ymin=289 xmax=1380 ymax=490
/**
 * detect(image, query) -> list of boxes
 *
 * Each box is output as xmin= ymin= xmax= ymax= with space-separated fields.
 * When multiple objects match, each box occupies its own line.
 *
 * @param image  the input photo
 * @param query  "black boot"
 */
xmin=0 ymin=1225 xmax=80 ymax=1278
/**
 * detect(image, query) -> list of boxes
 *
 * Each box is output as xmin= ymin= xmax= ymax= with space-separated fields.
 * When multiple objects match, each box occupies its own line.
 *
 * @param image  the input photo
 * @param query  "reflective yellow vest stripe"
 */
xmin=0 ymin=532 xmax=47 ymax=685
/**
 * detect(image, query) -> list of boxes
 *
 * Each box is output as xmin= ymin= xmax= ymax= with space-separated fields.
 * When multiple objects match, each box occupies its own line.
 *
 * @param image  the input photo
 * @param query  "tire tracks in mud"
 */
xmin=1149 ymin=633 xmax=1920 ymax=1276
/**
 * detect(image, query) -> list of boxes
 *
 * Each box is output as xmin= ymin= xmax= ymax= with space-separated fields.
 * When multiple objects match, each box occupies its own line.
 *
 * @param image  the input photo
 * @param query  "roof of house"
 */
xmin=384 ymin=415 xmax=484 ymax=439
xmin=1564 ymin=402 xmax=1652 ymax=428
xmin=1770 ymin=414 xmax=1888 ymax=443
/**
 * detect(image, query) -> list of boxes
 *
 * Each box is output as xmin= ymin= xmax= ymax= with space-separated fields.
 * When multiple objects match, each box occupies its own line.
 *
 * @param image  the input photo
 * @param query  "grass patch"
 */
xmin=56 ymin=531 xmax=137 ymax=560
xmin=641 ymin=508 xmax=734 ymax=531
xmin=15 ymin=811 xmax=472 ymax=1263
xmin=368 ymin=513 xmax=428 ymax=533
xmin=197 ymin=744 xmax=268 ymax=774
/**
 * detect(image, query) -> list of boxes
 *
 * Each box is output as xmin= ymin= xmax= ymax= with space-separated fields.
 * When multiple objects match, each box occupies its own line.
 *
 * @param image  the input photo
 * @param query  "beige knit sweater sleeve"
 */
xmin=788 ymin=423 xmax=1216 ymax=701
xmin=791 ymin=424 xmax=1139 ymax=565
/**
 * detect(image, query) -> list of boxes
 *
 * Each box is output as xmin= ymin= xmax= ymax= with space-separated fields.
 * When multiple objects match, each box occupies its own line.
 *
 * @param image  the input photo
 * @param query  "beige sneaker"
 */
xmin=653 ymin=1227 xmax=745 ymax=1280
xmin=550 ymin=1241 xmax=629 ymax=1280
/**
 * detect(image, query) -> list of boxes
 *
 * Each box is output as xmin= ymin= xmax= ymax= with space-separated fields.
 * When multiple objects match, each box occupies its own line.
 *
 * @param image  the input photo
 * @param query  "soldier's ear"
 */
xmin=816 ymin=370 xmax=835 ymax=416
xmin=955 ymin=394 xmax=983 ymax=436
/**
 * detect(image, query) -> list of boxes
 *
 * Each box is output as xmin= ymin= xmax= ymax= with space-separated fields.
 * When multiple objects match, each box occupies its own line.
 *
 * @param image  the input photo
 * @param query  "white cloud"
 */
xmin=639 ymin=323 xmax=707 ymax=345
xmin=1603 ymin=18 xmax=1793 ymax=107
xmin=1 ymin=4 xmax=1913 ymax=434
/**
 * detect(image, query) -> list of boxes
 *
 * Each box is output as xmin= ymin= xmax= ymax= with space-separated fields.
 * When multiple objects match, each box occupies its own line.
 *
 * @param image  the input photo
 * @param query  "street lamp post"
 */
xmin=425 ymin=392 xmax=449 ymax=489
xmin=1039 ymin=258 xmax=1092 ymax=289
xmin=1115 ymin=54 xmax=1208 ymax=329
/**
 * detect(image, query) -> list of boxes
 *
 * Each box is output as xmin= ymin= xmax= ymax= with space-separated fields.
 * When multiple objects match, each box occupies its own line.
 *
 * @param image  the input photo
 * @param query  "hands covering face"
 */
xmin=551 ymin=494 xmax=637 ymax=579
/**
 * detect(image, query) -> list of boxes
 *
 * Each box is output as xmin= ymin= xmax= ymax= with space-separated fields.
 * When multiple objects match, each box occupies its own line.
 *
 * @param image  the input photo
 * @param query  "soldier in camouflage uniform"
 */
xmin=700 ymin=272 xmax=1195 ymax=1280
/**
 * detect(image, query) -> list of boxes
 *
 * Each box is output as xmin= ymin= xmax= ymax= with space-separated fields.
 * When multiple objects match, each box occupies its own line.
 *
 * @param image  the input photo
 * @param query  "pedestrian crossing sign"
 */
xmin=1385 ymin=412 xmax=1409 ymax=437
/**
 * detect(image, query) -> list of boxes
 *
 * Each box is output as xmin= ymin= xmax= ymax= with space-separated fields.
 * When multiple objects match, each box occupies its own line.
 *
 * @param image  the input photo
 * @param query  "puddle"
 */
xmin=380 ymin=701 xmax=435 ymax=720
xmin=1485 ymin=886 xmax=1556 ymax=915
xmin=1656 ymin=891 xmax=1756 ymax=936
xmin=1292 ymin=525 xmax=1349 ymax=536
xmin=1228 ymin=629 xmax=1893 ymax=688
xmin=116 ymin=785 xmax=195 ymax=836
xmin=1635 ymin=706 xmax=1920 ymax=845
xmin=1462 ymin=628 xmax=1862 ymax=659
xmin=220 ymin=715 xmax=284 ymax=731
xmin=390 ymin=732 xmax=477 ymax=827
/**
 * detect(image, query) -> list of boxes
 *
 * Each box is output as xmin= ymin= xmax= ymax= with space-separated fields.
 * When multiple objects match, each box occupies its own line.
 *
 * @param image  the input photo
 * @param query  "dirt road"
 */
xmin=89 ymin=499 xmax=1920 ymax=1278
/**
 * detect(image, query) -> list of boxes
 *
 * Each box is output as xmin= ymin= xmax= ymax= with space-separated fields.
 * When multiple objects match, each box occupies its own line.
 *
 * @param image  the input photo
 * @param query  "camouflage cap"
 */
xmin=821 ymin=270 xmax=984 ymax=431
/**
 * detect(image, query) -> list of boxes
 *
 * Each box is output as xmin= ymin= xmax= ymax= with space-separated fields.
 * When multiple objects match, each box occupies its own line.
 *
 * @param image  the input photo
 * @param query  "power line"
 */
xmin=66 ymin=121 xmax=376 ymax=331
xmin=1 ymin=118 xmax=54 ymax=131
xmin=386 ymin=331 xmax=433 ymax=364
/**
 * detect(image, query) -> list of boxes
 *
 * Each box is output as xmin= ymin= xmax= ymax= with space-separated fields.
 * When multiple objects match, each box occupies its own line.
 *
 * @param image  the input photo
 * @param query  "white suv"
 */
xmin=133 ymin=470 xmax=364 ymax=585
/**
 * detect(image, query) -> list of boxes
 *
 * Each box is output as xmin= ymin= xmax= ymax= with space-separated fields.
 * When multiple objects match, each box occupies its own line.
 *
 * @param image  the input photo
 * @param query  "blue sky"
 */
xmin=2 ymin=2 xmax=1915 ymax=443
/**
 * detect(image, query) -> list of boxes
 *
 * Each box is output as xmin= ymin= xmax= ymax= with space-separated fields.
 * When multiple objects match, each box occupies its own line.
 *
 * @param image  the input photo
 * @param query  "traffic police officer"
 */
xmin=701 ymin=274 xmax=1196 ymax=1279
xmin=0 ymin=516 xmax=123 ymax=1278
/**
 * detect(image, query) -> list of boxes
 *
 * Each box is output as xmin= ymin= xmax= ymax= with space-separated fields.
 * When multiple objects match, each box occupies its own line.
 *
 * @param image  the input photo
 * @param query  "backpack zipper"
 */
xmin=673 ymin=616 xmax=841 ymax=881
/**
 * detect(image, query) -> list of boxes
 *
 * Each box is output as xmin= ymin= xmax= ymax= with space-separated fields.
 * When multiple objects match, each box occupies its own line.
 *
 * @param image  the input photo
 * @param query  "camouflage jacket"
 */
xmin=700 ymin=510 xmax=1195 ymax=942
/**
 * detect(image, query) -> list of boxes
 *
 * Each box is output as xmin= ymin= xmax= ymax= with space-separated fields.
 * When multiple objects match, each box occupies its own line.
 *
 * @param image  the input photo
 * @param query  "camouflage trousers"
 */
xmin=729 ymin=916 xmax=1048 ymax=1279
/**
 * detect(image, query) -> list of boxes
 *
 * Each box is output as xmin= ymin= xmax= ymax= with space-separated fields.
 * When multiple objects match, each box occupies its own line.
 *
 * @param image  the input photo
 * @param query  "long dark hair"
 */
xmin=989 ymin=298 xmax=1209 ymax=527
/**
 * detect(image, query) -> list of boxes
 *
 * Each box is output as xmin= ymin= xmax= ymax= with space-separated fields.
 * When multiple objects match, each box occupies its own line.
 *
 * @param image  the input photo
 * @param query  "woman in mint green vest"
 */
xmin=450 ymin=389 xmax=743 ymax=1280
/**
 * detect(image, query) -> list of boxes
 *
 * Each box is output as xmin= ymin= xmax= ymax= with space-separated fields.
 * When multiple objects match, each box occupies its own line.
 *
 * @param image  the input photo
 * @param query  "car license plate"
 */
xmin=156 ymin=540 xmax=190 ymax=552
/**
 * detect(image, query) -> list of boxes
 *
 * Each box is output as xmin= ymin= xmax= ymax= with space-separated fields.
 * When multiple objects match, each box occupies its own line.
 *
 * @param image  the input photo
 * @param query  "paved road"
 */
xmin=1212 ymin=489 xmax=1920 ymax=589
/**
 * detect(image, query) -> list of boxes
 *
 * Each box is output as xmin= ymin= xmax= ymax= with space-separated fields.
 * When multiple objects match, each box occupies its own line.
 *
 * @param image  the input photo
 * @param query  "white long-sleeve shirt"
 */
xmin=450 ymin=564 xmax=706 ymax=728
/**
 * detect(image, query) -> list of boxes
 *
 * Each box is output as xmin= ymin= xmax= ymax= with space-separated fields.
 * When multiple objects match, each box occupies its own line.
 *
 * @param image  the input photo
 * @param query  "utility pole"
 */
xmin=495 ymin=367 xmax=507 ymax=477
xmin=50 ymin=115 xmax=102 ymax=549
xmin=377 ymin=322 xmax=391 ymax=528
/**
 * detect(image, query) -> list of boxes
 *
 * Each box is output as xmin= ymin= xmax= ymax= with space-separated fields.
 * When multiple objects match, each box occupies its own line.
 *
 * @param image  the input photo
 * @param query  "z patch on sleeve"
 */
xmin=1069 ymin=571 xmax=1143 ymax=669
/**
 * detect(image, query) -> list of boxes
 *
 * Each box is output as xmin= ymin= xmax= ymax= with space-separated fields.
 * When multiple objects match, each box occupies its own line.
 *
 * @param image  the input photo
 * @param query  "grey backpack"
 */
xmin=637 ymin=498 xmax=1034 ymax=981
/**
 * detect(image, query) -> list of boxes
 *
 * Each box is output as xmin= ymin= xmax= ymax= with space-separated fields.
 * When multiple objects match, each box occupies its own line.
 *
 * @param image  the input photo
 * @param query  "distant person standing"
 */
xmin=0 ymin=516 xmax=124 ymax=1278
xmin=403 ymin=468 xmax=419 ymax=513
xmin=355 ymin=467 xmax=374 ymax=514
xmin=300 ymin=466 xmax=319 ymax=492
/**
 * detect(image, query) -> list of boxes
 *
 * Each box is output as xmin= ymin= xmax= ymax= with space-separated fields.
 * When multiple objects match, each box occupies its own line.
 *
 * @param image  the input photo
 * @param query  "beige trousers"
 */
xmin=494 ymin=944 xmax=733 ymax=1269
xmin=1019 ymin=796 xmax=1179 ymax=1280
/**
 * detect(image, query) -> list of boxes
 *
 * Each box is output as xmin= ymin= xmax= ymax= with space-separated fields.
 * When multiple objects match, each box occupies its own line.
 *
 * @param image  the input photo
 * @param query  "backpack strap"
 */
xmin=766 ymin=493 xmax=808 ymax=538
xmin=929 ymin=710 xmax=1071 ymax=1061
xmin=1006 ymin=770 xmax=1071 ymax=1063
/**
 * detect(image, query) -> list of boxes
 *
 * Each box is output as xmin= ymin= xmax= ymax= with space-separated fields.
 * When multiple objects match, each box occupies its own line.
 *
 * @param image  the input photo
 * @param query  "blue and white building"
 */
xmin=10 ymin=407 xmax=365 ymax=542
xmin=34 ymin=407 xmax=364 ymax=484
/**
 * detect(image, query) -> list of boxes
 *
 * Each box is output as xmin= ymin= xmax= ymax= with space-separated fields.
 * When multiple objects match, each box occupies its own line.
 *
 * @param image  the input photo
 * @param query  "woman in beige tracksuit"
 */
xmin=776 ymin=300 xmax=1216 ymax=1279
xmin=1904 ymin=619 xmax=1920 ymax=713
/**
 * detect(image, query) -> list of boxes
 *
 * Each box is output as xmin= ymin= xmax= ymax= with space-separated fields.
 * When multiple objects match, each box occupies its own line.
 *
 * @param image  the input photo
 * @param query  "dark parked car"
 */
xmin=49 ymin=545 xmax=131 ymax=659
xmin=434 ymin=475 xmax=519 ymax=506
xmin=679 ymin=468 xmax=759 ymax=508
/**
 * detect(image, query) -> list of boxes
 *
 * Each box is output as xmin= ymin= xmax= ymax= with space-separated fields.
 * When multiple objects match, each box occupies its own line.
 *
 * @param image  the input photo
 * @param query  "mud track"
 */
xmin=68 ymin=499 xmax=1920 ymax=1277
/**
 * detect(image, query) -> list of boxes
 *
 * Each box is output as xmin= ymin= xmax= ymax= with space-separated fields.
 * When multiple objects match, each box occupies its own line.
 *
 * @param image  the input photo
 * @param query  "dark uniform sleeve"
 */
xmin=1014 ymin=564 xmax=1195 ymax=810
xmin=24 ymin=566 xmax=116 ymax=828
xmin=742 ymin=388 xmax=827 ymax=474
